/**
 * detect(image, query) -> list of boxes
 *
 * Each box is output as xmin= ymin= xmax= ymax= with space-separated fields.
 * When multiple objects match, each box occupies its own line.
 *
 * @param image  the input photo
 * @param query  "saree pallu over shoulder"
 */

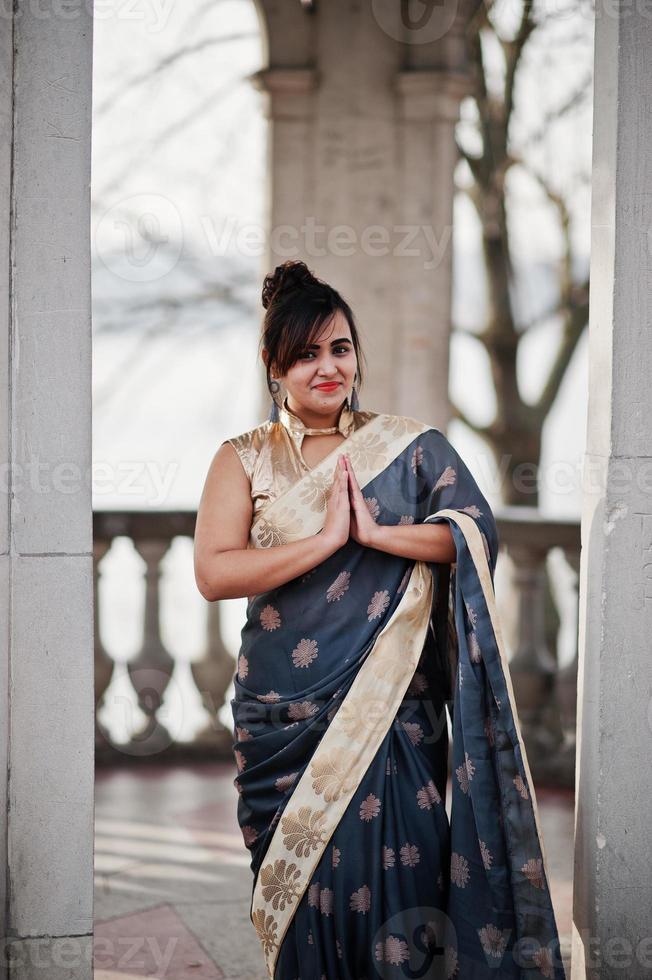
xmin=248 ymin=413 xmax=430 ymax=548
xmin=231 ymin=415 xmax=566 ymax=980
xmin=422 ymin=510 xmax=564 ymax=978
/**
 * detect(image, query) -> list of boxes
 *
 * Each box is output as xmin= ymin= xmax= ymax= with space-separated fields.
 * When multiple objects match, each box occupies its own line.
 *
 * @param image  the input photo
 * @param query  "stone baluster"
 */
xmin=190 ymin=598 xmax=236 ymax=754
xmin=126 ymin=538 xmax=175 ymax=757
xmin=496 ymin=510 xmax=579 ymax=786
xmin=557 ymin=547 xmax=580 ymax=745
xmin=504 ymin=541 xmax=566 ymax=782
xmin=89 ymin=509 xmax=580 ymax=782
xmin=93 ymin=538 xmax=115 ymax=753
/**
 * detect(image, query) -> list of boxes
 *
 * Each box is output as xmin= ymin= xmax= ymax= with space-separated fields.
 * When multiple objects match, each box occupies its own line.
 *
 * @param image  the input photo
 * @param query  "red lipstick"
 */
xmin=314 ymin=382 xmax=340 ymax=391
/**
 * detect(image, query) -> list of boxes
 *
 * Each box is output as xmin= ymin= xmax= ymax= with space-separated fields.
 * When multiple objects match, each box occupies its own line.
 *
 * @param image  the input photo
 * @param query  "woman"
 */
xmin=194 ymin=261 xmax=566 ymax=980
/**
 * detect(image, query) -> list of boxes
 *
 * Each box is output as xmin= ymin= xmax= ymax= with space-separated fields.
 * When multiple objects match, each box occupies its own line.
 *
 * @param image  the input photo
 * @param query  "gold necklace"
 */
xmin=300 ymin=425 xmax=339 ymax=434
xmin=282 ymin=396 xmax=344 ymax=435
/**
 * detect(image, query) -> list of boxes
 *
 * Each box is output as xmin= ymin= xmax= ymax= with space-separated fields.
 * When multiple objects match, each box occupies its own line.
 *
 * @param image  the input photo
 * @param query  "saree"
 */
xmin=229 ymin=412 xmax=566 ymax=980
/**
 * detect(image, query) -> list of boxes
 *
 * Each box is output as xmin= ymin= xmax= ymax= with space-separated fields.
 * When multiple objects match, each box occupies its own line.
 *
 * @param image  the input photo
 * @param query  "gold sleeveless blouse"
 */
xmin=226 ymin=396 xmax=378 ymax=520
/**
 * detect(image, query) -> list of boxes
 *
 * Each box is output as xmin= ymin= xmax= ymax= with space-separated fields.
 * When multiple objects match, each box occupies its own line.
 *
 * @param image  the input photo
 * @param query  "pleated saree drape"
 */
xmin=230 ymin=413 xmax=566 ymax=980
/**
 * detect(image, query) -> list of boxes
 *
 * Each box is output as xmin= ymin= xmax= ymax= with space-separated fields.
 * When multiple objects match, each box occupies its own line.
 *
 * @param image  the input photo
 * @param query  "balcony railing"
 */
xmin=94 ymin=508 xmax=579 ymax=787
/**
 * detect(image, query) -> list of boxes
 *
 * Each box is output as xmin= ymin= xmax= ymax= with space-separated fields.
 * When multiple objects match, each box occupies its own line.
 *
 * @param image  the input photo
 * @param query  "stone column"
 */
xmin=252 ymin=0 xmax=472 ymax=428
xmin=573 ymin=4 xmax=652 ymax=977
xmin=250 ymin=65 xmax=319 ymax=275
xmin=0 ymin=7 xmax=94 ymax=979
xmin=395 ymin=70 xmax=469 ymax=428
xmin=249 ymin=65 xmax=319 ymax=417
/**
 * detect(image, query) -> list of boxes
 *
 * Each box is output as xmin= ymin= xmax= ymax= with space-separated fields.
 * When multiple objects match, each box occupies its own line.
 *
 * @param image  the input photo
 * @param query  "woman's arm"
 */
xmin=343 ymin=453 xmax=456 ymax=563
xmin=366 ymin=522 xmax=456 ymax=563
xmin=193 ymin=442 xmax=347 ymax=601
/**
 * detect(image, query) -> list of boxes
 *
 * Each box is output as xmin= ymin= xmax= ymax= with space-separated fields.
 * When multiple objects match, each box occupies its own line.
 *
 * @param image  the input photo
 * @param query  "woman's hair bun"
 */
xmin=261 ymin=259 xmax=317 ymax=310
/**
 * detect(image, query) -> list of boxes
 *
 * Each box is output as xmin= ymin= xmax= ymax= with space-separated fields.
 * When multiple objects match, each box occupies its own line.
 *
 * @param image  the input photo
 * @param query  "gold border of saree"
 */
xmin=428 ymin=509 xmax=552 ymax=889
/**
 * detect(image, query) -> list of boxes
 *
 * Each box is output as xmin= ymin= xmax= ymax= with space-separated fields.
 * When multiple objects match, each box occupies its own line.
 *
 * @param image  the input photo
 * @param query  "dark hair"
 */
xmin=260 ymin=259 xmax=366 ymax=394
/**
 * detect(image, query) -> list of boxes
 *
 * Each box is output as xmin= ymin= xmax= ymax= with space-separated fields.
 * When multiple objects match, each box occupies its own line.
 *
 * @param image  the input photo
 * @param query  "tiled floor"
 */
xmin=94 ymin=762 xmax=574 ymax=979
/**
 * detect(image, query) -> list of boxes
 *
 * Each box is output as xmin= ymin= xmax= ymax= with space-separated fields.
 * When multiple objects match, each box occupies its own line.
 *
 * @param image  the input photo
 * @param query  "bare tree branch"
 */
xmin=95 ymin=33 xmax=257 ymax=117
xmin=453 ymin=0 xmax=591 ymax=503
xmin=535 ymin=283 xmax=589 ymax=417
xmin=93 ymin=275 xmax=253 ymax=334
xmin=509 ymin=154 xmax=589 ymax=417
xmin=451 ymin=322 xmax=491 ymax=343
xmin=517 ymin=71 xmax=593 ymax=151
xmin=93 ymin=76 xmax=244 ymax=201
xmin=502 ymin=0 xmax=536 ymax=128
xmin=449 ymin=399 xmax=496 ymax=439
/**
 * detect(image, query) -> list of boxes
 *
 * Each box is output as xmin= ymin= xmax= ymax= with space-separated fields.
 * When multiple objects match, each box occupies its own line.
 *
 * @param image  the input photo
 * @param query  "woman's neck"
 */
xmin=285 ymin=395 xmax=345 ymax=430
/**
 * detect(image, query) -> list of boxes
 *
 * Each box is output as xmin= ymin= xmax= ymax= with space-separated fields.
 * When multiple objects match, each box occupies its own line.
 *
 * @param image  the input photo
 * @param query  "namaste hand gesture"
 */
xmin=342 ymin=453 xmax=378 ymax=547
xmin=322 ymin=453 xmax=378 ymax=550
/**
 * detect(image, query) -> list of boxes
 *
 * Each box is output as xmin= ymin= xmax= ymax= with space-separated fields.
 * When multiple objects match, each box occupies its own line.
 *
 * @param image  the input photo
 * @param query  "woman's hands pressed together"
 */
xmin=320 ymin=455 xmax=351 ymax=550
xmin=342 ymin=453 xmax=379 ymax=546
xmin=321 ymin=451 xmax=456 ymax=564
xmin=321 ymin=453 xmax=379 ymax=550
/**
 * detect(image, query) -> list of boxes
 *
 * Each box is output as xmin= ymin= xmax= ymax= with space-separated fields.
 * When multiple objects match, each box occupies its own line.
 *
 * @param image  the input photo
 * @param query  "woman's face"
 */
xmin=277 ymin=311 xmax=358 ymax=414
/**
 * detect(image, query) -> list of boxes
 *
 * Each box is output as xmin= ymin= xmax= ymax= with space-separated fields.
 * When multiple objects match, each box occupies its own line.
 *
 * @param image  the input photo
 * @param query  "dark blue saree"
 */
xmin=230 ymin=415 xmax=566 ymax=980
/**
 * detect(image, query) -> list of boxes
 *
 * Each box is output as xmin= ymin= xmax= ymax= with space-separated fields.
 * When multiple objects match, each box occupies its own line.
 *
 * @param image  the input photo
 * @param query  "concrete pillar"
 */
xmin=0 ymin=7 xmax=94 ymax=979
xmin=573 ymin=4 xmax=652 ymax=977
xmin=395 ymin=69 xmax=468 ymax=428
xmin=251 ymin=0 xmax=473 ymax=427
